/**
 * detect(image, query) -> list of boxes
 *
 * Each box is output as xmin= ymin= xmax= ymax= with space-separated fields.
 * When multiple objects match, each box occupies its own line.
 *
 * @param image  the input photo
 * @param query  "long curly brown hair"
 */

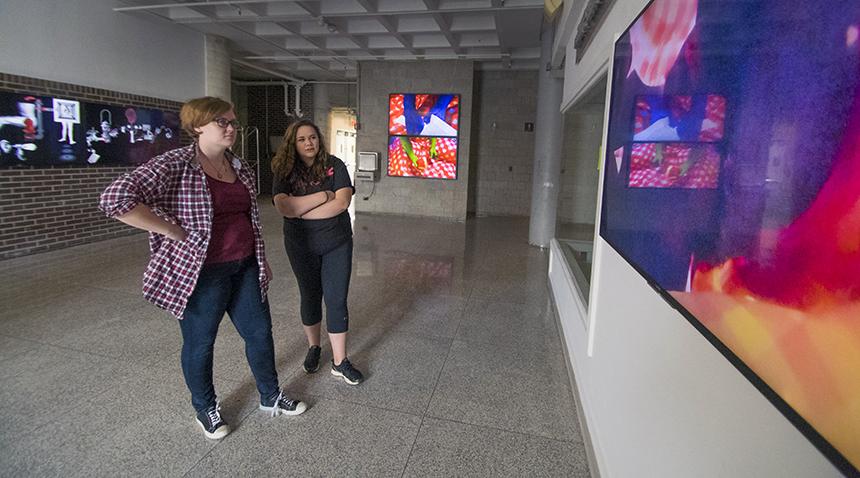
xmin=272 ymin=119 xmax=329 ymax=183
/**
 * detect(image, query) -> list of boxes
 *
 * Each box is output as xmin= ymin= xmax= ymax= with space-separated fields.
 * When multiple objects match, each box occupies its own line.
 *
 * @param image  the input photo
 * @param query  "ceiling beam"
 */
xmin=245 ymin=52 xmax=534 ymax=61
xmin=112 ymin=0 xmax=545 ymax=80
xmin=169 ymin=4 xmax=544 ymax=24
xmin=354 ymin=0 xmax=437 ymax=58
xmin=229 ymin=3 xmax=351 ymax=67
xmin=420 ymin=0 xmax=460 ymax=54
xmin=229 ymin=23 xmax=348 ymax=78
xmin=353 ymin=0 xmax=377 ymax=14
xmin=171 ymin=1 xmax=347 ymax=79
xmin=113 ymin=0 xmax=317 ymax=12
xmin=491 ymin=0 xmax=511 ymax=63
xmin=288 ymin=1 xmax=380 ymax=62
xmin=375 ymin=16 xmax=416 ymax=54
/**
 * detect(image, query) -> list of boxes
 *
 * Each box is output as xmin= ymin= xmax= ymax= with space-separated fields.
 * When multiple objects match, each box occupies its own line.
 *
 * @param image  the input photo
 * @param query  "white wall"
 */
xmin=561 ymin=0 xmax=645 ymax=111
xmin=0 ymin=0 xmax=205 ymax=101
xmin=554 ymin=1 xmax=843 ymax=476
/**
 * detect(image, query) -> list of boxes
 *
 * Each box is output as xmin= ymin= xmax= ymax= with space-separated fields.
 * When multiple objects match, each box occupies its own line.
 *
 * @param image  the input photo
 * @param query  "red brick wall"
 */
xmin=0 ymin=73 xmax=184 ymax=260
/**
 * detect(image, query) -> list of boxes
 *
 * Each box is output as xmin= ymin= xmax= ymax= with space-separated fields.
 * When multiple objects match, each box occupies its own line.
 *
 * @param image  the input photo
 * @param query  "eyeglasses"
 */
xmin=212 ymin=117 xmax=241 ymax=129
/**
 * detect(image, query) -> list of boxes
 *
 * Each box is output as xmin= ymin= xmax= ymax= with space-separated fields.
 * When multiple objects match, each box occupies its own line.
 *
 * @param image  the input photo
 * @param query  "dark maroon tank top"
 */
xmin=204 ymin=174 xmax=255 ymax=265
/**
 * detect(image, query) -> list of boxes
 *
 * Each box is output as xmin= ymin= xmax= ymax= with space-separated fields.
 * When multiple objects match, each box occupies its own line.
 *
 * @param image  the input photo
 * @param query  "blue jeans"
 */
xmin=178 ymin=256 xmax=279 ymax=413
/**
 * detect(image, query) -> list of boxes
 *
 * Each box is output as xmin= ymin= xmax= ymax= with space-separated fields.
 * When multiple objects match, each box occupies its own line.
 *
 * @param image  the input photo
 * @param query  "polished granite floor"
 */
xmin=0 ymin=205 xmax=589 ymax=477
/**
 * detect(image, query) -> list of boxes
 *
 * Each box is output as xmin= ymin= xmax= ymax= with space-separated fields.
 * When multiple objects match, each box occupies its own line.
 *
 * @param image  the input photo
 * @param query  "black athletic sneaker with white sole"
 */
xmin=196 ymin=403 xmax=230 ymax=440
xmin=259 ymin=390 xmax=308 ymax=417
xmin=303 ymin=345 xmax=322 ymax=373
xmin=331 ymin=358 xmax=364 ymax=385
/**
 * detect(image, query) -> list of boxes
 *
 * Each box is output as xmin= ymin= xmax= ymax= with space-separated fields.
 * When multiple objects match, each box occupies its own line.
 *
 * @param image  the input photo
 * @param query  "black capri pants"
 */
xmin=284 ymin=238 xmax=352 ymax=333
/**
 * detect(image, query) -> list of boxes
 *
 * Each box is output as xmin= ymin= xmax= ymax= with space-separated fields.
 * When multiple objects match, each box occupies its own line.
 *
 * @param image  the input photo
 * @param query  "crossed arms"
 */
xmin=273 ymin=187 xmax=352 ymax=220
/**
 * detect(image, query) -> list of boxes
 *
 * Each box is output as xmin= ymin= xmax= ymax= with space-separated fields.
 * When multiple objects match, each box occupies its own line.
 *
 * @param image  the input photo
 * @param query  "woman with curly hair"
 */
xmin=272 ymin=119 xmax=364 ymax=385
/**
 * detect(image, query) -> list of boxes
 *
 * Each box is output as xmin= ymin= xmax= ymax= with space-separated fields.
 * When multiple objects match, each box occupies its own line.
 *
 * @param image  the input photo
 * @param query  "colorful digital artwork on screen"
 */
xmin=388 ymin=93 xmax=459 ymax=179
xmin=0 ymin=91 xmax=179 ymax=167
xmin=388 ymin=136 xmax=458 ymax=179
xmin=600 ymin=0 xmax=860 ymax=474
xmin=628 ymin=143 xmax=720 ymax=188
xmin=389 ymin=94 xmax=459 ymax=137
xmin=82 ymin=103 xmax=179 ymax=166
xmin=633 ymin=94 xmax=725 ymax=142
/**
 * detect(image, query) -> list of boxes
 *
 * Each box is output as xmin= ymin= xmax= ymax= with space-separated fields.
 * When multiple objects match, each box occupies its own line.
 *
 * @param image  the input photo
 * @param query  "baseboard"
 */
xmin=549 ymin=292 xmax=601 ymax=478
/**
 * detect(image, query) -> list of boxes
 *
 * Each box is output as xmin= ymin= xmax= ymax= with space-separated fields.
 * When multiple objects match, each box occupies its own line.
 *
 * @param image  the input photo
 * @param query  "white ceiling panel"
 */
xmin=318 ymin=0 xmax=367 ymax=15
xmin=284 ymin=37 xmax=321 ymax=49
xmin=459 ymin=32 xmax=500 ymax=47
xmin=346 ymin=18 xmax=388 ymax=34
xmin=449 ymin=14 xmax=495 ymax=31
xmin=113 ymin=0 xmax=545 ymax=81
xmin=254 ymin=22 xmax=294 ymax=36
xmin=263 ymin=3 xmax=314 ymax=16
xmin=397 ymin=16 xmax=441 ymax=33
xmin=213 ymin=5 xmax=260 ymax=18
xmin=325 ymin=37 xmax=362 ymax=50
xmin=164 ymin=7 xmax=208 ymax=20
xmin=299 ymin=22 xmax=338 ymax=35
xmin=367 ymin=35 xmax=408 ymax=49
xmin=412 ymin=33 xmax=452 ymax=48
xmin=377 ymin=0 xmax=430 ymax=13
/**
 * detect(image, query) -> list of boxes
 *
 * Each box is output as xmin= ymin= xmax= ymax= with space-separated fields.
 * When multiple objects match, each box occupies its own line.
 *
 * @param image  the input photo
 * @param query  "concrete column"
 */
xmin=528 ymin=20 xmax=564 ymax=247
xmin=204 ymin=35 xmax=231 ymax=100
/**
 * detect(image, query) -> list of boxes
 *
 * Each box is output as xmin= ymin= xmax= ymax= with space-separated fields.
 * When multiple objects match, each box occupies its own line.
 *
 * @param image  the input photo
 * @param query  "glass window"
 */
xmin=555 ymin=79 xmax=606 ymax=304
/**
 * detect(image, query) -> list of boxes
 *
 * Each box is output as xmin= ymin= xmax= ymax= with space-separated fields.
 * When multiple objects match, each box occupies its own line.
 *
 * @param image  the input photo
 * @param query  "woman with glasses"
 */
xmin=99 ymin=96 xmax=307 ymax=440
xmin=271 ymin=119 xmax=364 ymax=385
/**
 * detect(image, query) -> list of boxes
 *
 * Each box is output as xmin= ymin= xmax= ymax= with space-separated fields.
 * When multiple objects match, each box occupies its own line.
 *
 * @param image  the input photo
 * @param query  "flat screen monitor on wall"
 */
xmin=387 ymin=93 xmax=459 ymax=179
xmin=599 ymin=0 xmax=860 ymax=475
xmin=0 ymin=91 xmax=180 ymax=167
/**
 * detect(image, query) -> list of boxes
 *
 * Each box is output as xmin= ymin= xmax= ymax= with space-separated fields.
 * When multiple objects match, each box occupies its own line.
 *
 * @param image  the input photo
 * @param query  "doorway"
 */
xmin=328 ymin=109 xmax=357 ymax=223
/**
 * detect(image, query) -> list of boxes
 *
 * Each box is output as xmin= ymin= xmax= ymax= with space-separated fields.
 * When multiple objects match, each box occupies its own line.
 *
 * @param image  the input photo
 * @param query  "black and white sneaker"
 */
xmin=196 ymin=402 xmax=230 ymax=440
xmin=259 ymin=390 xmax=308 ymax=417
xmin=331 ymin=358 xmax=364 ymax=385
xmin=303 ymin=345 xmax=322 ymax=373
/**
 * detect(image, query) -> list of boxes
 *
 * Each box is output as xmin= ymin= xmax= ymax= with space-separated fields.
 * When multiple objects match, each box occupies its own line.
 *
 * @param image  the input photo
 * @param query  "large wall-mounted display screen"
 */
xmin=600 ymin=0 xmax=860 ymax=475
xmin=0 ymin=91 xmax=179 ymax=167
xmin=387 ymin=93 xmax=459 ymax=179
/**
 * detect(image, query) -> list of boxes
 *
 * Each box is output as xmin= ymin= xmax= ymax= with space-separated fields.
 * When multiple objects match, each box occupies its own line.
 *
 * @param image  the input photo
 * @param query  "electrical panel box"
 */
xmin=357 ymin=152 xmax=378 ymax=172
xmin=355 ymin=170 xmax=375 ymax=182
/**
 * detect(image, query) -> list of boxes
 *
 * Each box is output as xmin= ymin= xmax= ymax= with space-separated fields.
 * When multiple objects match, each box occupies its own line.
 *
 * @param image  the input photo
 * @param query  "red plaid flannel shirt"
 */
xmin=98 ymin=144 xmax=269 ymax=318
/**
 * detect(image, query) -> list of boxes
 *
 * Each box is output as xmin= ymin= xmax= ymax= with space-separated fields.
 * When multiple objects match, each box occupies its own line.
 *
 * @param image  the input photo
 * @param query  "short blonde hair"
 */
xmin=180 ymin=96 xmax=233 ymax=138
